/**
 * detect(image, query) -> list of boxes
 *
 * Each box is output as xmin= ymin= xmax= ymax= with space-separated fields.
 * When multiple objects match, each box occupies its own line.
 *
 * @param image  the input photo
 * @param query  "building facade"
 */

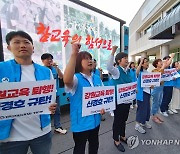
xmin=129 ymin=0 xmax=180 ymax=62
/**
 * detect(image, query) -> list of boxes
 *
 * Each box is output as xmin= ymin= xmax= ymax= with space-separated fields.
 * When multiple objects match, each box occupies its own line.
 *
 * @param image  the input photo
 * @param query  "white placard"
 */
xmin=141 ymin=72 xmax=161 ymax=87
xmin=161 ymin=68 xmax=180 ymax=81
xmin=82 ymin=86 xmax=115 ymax=117
xmin=117 ymin=82 xmax=137 ymax=104
xmin=0 ymin=80 xmax=56 ymax=120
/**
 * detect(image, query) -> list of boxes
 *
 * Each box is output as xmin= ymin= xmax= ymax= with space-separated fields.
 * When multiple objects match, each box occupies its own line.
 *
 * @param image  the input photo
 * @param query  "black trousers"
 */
xmin=113 ymin=104 xmax=130 ymax=141
xmin=132 ymin=99 xmax=137 ymax=105
xmin=73 ymin=125 xmax=100 ymax=154
xmin=160 ymin=86 xmax=173 ymax=112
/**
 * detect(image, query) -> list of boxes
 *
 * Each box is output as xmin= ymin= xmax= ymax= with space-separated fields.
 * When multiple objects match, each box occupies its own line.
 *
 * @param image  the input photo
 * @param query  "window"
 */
xmin=144 ymin=26 xmax=151 ymax=34
xmin=166 ymin=2 xmax=180 ymax=15
xmin=166 ymin=9 xmax=172 ymax=15
xmin=152 ymin=18 xmax=161 ymax=26
xmin=173 ymin=2 xmax=180 ymax=10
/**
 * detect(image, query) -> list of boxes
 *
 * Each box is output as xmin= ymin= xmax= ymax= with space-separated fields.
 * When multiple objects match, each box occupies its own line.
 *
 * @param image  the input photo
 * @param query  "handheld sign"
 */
xmin=117 ymin=82 xmax=137 ymax=104
xmin=141 ymin=72 xmax=161 ymax=87
xmin=0 ymin=80 xmax=56 ymax=120
xmin=82 ymin=86 xmax=115 ymax=117
xmin=161 ymin=68 xmax=180 ymax=81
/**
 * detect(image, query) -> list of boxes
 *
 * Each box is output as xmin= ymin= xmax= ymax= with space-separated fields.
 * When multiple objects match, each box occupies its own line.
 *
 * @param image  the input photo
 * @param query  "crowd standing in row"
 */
xmin=0 ymin=31 xmax=180 ymax=154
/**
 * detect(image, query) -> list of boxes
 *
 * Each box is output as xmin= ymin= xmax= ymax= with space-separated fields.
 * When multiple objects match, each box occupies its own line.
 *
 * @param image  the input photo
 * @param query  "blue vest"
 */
xmin=69 ymin=73 xmax=102 ymax=132
xmin=129 ymin=68 xmax=137 ymax=82
xmin=0 ymin=59 xmax=51 ymax=140
xmin=164 ymin=80 xmax=174 ymax=86
xmin=136 ymin=71 xmax=144 ymax=101
xmin=174 ymin=70 xmax=180 ymax=89
xmin=108 ymin=77 xmax=113 ymax=86
xmin=111 ymin=66 xmax=132 ymax=103
xmin=50 ymin=66 xmax=60 ymax=96
xmin=93 ymin=68 xmax=100 ymax=77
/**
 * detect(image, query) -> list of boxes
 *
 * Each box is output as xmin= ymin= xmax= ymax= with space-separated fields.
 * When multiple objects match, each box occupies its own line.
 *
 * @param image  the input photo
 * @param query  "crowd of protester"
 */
xmin=0 ymin=30 xmax=180 ymax=154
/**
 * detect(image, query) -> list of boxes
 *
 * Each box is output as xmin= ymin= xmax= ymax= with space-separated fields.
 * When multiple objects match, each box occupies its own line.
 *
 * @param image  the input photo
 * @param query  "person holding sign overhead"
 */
xmin=160 ymin=55 xmax=176 ymax=117
xmin=169 ymin=61 xmax=180 ymax=113
xmin=63 ymin=43 xmax=105 ymax=154
xmin=0 ymin=31 xmax=56 ymax=154
xmin=151 ymin=55 xmax=174 ymax=124
xmin=107 ymin=46 xmax=132 ymax=152
xmin=135 ymin=58 xmax=152 ymax=134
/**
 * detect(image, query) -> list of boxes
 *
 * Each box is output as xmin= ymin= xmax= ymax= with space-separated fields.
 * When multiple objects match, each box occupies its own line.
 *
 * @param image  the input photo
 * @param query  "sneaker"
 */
xmin=170 ymin=109 xmax=178 ymax=114
xmin=160 ymin=111 xmax=169 ymax=117
xmin=54 ymin=127 xmax=67 ymax=134
xmin=110 ymin=112 xmax=114 ymax=117
xmin=168 ymin=109 xmax=174 ymax=115
xmin=141 ymin=122 xmax=152 ymax=129
xmin=135 ymin=123 xmax=146 ymax=134
xmin=130 ymin=105 xmax=134 ymax=109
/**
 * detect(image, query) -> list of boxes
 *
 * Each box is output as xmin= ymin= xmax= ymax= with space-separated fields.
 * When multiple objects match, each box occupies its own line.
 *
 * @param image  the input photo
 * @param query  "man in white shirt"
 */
xmin=0 ymin=31 xmax=56 ymax=154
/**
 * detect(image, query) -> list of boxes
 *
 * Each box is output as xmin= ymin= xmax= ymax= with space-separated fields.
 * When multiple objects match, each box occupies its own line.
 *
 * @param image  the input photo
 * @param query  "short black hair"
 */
xmin=172 ymin=61 xmax=178 ymax=68
xmin=6 ymin=31 xmax=33 ymax=45
xmin=115 ymin=52 xmax=128 ymax=65
xmin=137 ymin=58 xmax=149 ymax=71
xmin=163 ymin=55 xmax=171 ymax=60
xmin=129 ymin=62 xmax=135 ymax=68
xmin=41 ymin=53 xmax=53 ymax=60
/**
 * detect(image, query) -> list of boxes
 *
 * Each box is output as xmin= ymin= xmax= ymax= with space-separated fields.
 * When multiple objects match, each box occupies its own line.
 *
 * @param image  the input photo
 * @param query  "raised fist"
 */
xmin=72 ymin=43 xmax=81 ymax=55
xmin=112 ymin=46 xmax=118 ymax=54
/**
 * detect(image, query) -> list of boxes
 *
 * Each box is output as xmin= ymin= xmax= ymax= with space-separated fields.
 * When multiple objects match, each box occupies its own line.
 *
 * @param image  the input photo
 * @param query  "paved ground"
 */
xmin=48 ymin=105 xmax=180 ymax=154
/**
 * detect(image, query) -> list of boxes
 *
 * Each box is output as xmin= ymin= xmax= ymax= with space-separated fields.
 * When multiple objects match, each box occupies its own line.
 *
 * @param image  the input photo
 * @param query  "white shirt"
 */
xmin=4 ymin=64 xmax=53 ymax=142
xmin=142 ymin=70 xmax=151 ymax=94
xmin=107 ymin=55 xmax=120 ymax=79
xmin=107 ymin=55 xmax=128 ymax=79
